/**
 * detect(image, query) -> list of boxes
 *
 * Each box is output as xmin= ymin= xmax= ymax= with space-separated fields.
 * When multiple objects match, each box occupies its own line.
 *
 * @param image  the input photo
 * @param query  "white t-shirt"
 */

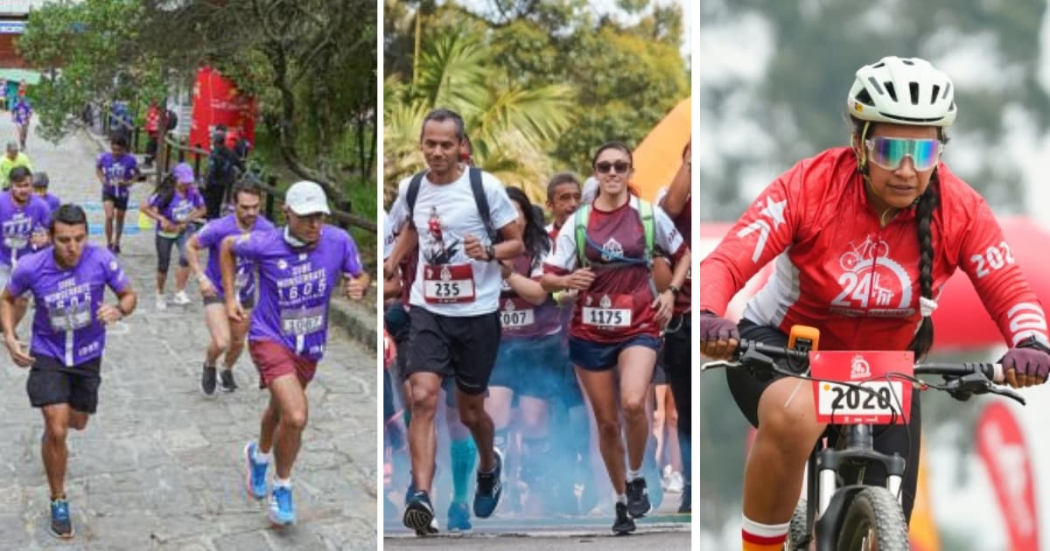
xmin=384 ymin=197 xmax=410 ymax=261
xmin=398 ymin=169 xmax=517 ymax=316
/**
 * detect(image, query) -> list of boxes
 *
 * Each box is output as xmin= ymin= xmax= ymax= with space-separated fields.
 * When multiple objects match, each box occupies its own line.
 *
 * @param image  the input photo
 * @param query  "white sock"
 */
xmin=274 ymin=477 xmax=292 ymax=489
xmin=253 ymin=447 xmax=271 ymax=464
xmin=626 ymin=468 xmax=643 ymax=482
xmin=741 ymin=514 xmax=790 ymax=538
xmin=616 ymin=494 xmax=627 ymax=505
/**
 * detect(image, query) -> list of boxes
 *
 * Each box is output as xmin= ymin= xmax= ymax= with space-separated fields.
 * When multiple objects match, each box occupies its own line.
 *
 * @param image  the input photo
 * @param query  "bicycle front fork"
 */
xmin=815 ymin=425 xmax=906 ymax=515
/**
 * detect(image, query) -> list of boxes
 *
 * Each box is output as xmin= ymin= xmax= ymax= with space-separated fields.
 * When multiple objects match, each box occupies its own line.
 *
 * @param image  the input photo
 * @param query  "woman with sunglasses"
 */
xmin=698 ymin=56 xmax=1050 ymax=550
xmin=542 ymin=141 xmax=690 ymax=534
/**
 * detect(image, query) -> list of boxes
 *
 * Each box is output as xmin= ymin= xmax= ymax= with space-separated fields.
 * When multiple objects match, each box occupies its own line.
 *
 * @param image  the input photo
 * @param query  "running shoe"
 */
xmin=678 ymin=482 xmax=691 ymax=514
xmin=113 ymin=243 xmax=121 ymax=255
xmin=666 ymin=471 xmax=684 ymax=493
xmin=48 ymin=498 xmax=73 ymax=539
xmin=473 ymin=447 xmax=503 ymax=518
xmin=172 ymin=290 xmax=191 ymax=306
xmin=446 ymin=501 xmax=472 ymax=532
xmin=155 ymin=293 xmax=167 ymax=310
xmin=612 ymin=502 xmax=635 ymax=535
xmin=625 ymin=477 xmax=652 ymax=519
xmin=219 ymin=369 xmax=238 ymax=392
xmin=244 ymin=442 xmax=268 ymax=499
xmin=269 ymin=485 xmax=295 ymax=526
xmin=201 ymin=364 xmax=217 ymax=395
xmin=403 ymin=490 xmax=439 ymax=536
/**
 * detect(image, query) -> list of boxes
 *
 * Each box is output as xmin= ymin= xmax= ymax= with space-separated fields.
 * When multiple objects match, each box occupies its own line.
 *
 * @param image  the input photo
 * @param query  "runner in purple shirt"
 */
xmin=1 ymin=204 xmax=137 ymax=540
xmin=221 ymin=180 xmax=368 ymax=526
xmin=32 ymin=171 xmax=62 ymax=213
xmin=12 ymin=97 xmax=31 ymax=149
xmin=95 ymin=135 xmax=139 ymax=254
xmin=187 ymin=181 xmax=275 ymax=395
xmin=141 ymin=163 xmax=205 ymax=310
xmin=1 ymin=166 xmax=51 ymax=331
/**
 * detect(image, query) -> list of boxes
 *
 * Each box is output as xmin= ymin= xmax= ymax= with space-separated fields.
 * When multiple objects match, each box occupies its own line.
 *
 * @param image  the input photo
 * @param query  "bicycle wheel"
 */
xmin=786 ymin=499 xmax=811 ymax=550
xmin=835 ymin=487 xmax=908 ymax=551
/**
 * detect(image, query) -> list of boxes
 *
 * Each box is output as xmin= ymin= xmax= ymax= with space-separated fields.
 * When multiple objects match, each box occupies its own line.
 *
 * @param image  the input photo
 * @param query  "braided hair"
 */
xmin=851 ymin=116 xmax=941 ymax=359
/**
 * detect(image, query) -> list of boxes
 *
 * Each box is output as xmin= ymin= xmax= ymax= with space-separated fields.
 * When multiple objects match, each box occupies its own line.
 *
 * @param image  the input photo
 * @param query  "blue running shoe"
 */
xmin=244 ymin=442 xmax=268 ymax=499
xmin=447 ymin=501 xmax=472 ymax=532
xmin=269 ymin=485 xmax=296 ymax=526
xmin=48 ymin=498 xmax=73 ymax=539
xmin=403 ymin=490 xmax=439 ymax=536
xmin=473 ymin=447 xmax=504 ymax=519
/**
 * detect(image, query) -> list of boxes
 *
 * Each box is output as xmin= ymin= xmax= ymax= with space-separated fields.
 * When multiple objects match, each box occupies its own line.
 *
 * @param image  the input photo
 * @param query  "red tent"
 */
xmin=698 ymin=217 xmax=1050 ymax=350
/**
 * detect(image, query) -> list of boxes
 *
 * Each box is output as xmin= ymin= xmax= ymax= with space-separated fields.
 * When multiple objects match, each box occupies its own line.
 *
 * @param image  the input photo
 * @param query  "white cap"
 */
xmin=285 ymin=181 xmax=330 ymax=215
xmin=581 ymin=177 xmax=599 ymax=203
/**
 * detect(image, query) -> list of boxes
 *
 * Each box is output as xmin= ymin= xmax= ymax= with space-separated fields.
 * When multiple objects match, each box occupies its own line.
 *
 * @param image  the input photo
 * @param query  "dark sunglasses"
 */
xmin=595 ymin=161 xmax=630 ymax=175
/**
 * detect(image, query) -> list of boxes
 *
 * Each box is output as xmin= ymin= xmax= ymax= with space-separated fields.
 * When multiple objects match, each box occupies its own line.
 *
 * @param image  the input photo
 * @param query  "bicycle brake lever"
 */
xmin=987 ymin=384 xmax=1027 ymax=406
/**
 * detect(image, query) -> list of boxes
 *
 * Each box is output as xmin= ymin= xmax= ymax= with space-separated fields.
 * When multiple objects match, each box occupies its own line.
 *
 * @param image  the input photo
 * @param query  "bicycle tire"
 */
xmin=786 ymin=499 xmax=811 ymax=550
xmin=835 ymin=487 xmax=908 ymax=551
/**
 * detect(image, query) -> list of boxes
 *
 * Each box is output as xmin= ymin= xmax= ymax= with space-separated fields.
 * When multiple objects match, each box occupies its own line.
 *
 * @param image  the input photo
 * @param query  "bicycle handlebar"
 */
xmin=700 ymin=339 xmax=1025 ymax=406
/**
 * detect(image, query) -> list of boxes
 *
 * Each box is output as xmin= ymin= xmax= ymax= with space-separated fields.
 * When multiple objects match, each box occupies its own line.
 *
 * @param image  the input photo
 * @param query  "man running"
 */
xmin=1 ymin=166 xmax=51 ymax=330
xmin=95 ymin=135 xmax=140 ymax=254
xmin=0 ymin=141 xmax=31 ymax=187
xmin=1 ymin=204 xmax=137 ymax=539
xmin=32 ymin=172 xmax=62 ymax=214
xmin=187 ymin=182 xmax=274 ymax=395
xmin=12 ymin=95 xmax=31 ymax=150
xmin=223 ymin=180 xmax=368 ymax=526
xmin=386 ymin=108 xmax=524 ymax=534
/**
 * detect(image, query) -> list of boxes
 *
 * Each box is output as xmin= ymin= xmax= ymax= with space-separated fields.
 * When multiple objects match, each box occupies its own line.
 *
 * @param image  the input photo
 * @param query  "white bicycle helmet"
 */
xmin=847 ymin=56 xmax=956 ymax=127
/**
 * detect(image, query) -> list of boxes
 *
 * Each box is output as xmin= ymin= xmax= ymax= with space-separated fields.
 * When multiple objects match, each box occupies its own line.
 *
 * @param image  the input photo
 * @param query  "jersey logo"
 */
xmin=829 ymin=236 xmax=914 ymax=317
xmin=601 ymin=238 xmax=623 ymax=262
xmin=737 ymin=197 xmax=786 ymax=262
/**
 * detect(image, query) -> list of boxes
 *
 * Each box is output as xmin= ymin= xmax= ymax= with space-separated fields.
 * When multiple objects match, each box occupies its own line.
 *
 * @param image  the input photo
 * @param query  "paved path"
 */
xmin=0 ymin=120 xmax=377 ymax=550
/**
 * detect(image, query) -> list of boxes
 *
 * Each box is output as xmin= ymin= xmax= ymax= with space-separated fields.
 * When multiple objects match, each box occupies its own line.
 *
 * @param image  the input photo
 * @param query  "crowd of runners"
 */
xmin=0 ymin=122 xmax=368 ymax=539
xmin=382 ymin=108 xmax=692 ymax=536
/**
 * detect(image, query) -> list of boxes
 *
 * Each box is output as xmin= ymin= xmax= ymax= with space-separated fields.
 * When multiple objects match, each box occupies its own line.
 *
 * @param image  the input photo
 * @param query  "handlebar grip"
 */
xmin=738 ymin=338 xmax=809 ymax=363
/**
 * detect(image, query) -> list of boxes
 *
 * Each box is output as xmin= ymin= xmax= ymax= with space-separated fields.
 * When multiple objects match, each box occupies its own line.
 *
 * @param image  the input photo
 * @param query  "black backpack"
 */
xmin=406 ymin=166 xmax=500 ymax=243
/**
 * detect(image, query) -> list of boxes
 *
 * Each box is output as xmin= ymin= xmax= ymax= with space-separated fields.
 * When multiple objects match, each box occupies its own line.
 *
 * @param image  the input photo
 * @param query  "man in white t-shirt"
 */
xmin=386 ymin=108 xmax=523 ymax=535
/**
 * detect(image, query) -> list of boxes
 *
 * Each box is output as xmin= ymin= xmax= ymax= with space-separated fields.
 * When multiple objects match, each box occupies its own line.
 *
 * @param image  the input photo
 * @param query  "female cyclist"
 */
xmin=542 ymin=141 xmax=690 ymax=534
xmin=698 ymin=56 xmax=1050 ymax=550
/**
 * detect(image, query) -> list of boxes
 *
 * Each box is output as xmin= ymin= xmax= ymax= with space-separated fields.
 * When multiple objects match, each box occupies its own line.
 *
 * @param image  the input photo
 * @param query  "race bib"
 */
xmin=581 ymin=293 xmax=632 ymax=329
xmin=47 ymin=300 xmax=93 ymax=332
xmin=810 ymin=351 xmax=914 ymax=425
xmin=423 ymin=264 xmax=476 ymax=304
xmin=172 ymin=201 xmax=193 ymax=223
xmin=499 ymin=297 xmax=535 ymax=329
xmin=3 ymin=217 xmax=30 ymax=250
xmin=280 ymin=306 xmax=325 ymax=336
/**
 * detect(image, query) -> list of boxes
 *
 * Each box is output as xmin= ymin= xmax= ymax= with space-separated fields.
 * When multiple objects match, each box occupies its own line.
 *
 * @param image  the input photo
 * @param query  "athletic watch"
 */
xmin=485 ymin=243 xmax=496 ymax=262
xmin=668 ymin=284 xmax=681 ymax=297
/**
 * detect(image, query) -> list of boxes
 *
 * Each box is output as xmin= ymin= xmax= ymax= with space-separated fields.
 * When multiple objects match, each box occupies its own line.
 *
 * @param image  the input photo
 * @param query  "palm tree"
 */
xmin=384 ymin=20 xmax=575 ymax=206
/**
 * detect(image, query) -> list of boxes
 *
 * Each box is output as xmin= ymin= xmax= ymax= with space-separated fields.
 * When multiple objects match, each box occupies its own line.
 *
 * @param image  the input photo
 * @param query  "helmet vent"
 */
xmin=942 ymin=82 xmax=951 ymax=100
xmin=902 ymin=59 xmax=915 ymax=66
xmin=867 ymin=76 xmax=884 ymax=95
xmin=931 ymin=85 xmax=940 ymax=104
xmin=884 ymin=82 xmax=897 ymax=102
xmin=910 ymin=82 xmax=920 ymax=105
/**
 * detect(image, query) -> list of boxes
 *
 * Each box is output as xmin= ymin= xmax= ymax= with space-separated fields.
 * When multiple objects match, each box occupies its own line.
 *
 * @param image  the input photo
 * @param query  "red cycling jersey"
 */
xmin=700 ymin=147 xmax=1049 ymax=351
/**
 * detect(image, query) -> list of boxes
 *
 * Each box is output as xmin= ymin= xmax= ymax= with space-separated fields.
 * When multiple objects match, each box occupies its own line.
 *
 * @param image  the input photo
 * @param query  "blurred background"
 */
xmin=696 ymin=1 xmax=1050 ymax=550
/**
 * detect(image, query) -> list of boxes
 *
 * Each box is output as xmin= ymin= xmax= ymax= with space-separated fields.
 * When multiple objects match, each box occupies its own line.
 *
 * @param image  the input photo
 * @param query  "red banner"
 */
xmin=189 ymin=66 xmax=257 ymax=153
xmin=976 ymin=401 xmax=1039 ymax=551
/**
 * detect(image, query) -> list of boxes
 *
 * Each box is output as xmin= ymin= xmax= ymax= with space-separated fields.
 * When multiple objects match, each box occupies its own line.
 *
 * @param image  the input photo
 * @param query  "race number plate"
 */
xmin=499 ymin=297 xmax=535 ymax=330
xmin=423 ymin=264 xmax=476 ymax=304
xmin=280 ymin=306 xmax=326 ymax=336
xmin=809 ymin=351 xmax=914 ymax=425
xmin=581 ymin=293 xmax=632 ymax=329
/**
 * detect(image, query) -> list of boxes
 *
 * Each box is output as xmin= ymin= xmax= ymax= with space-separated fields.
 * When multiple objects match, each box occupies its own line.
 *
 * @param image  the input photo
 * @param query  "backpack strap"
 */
xmin=638 ymin=198 xmax=655 ymax=265
xmin=468 ymin=167 xmax=499 ymax=243
xmin=574 ymin=204 xmax=592 ymax=268
xmin=405 ymin=171 xmax=426 ymax=222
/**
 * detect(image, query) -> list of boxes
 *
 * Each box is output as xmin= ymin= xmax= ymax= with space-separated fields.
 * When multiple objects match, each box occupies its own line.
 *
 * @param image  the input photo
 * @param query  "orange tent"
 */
xmin=632 ymin=97 xmax=691 ymax=202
